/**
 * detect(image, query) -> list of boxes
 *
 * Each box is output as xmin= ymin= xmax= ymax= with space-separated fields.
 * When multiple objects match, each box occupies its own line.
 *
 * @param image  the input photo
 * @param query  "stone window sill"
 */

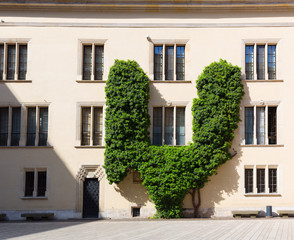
xmin=244 ymin=193 xmax=281 ymax=197
xmin=76 ymin=80 xmax=106 ymax=83
xmin=21 ymin=197 xmax=48 ymax=200
xmin=0 ymin=80 xmax=32 ymax=83
xmin=242 ymin=80 xmax=283 ymax=83
xmin=75 ymin=145 xmax=105 ymax=149
xmin=151 ymin=80 xmax=192 ymax=83
xmin=241 ymin=144 xmax=284 ymax=148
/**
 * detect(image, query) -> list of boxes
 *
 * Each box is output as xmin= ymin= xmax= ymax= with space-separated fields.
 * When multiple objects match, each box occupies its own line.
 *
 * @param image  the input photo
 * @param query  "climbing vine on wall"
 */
xmin=104 ymin=59 xmax=244 ymax=218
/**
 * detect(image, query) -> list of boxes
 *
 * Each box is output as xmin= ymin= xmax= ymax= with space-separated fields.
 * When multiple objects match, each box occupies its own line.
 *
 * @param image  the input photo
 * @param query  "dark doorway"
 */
xmin=83 ymin=178 xmax=99 ymax=218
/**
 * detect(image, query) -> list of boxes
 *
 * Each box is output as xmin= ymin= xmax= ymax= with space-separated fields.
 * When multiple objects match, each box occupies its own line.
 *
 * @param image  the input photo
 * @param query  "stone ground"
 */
xmin=0 ymin=218 xmax=294 ymax=240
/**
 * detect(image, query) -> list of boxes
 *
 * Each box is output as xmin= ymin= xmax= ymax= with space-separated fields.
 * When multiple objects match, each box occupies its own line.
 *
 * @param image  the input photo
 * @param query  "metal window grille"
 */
xmin=268 ymin=45 xmax=276 ymax=80
xmin=94 ymin=46 xmax=104 ymax=80
xmin=154 ymin=46 xmax=163 ymax=80
xmin=164 ymin=107 xmax=174 ymax=145
xmin=37 ymin=171 xmax=47 ymax=197
xmin=83 ymin=45 xmax=92 ymax=80
xmin=268 ymin=107 xmax=277 ymax=144
xmin=176 ymin=46 xmax=185 ymax=80
xmin=256 ymin=107 xmax=265 ymax=145
xmin=132 ymin=207 xmax=140 ymax=217
xmin=257 ymin=169 xmax=265 ymax=193
xmin=81 ymin=107 xmax=91 ymax=145
xmin=245 ymin=107 xmax=254 ymax=144
xmin=165 ymin=46 xmax=174 ymax=80
xmin=257 ymin=45 xmax=265 ymax=80
xmin=18 ymin=45 xmax=27 ymax=80
xmin=93 ymin=107 xmax=103 ymax=145
xmin=7 ymin=45 xmax=16 ymax=80
xmin=153 ymin=107 xmax=163 ymax=146
xmin=245 ymin=169 xmax=253 ymax=193
xmin=38 ymin=107 xmax=48 ymax=146
xmin=26 ymin=107 xmax=36 ymax=146
xmin=176 ymin=107 xmax=185 ymax=145
xmin=245 ymin=45 xmax=254 ymax=80
xmin=269 ymin=168 xmax=277 ymax=193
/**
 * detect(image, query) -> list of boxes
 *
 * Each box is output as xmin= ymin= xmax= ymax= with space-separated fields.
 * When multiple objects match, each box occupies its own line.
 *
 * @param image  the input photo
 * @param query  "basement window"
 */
xmin=132 ymin=207 xmax=140 ymax=217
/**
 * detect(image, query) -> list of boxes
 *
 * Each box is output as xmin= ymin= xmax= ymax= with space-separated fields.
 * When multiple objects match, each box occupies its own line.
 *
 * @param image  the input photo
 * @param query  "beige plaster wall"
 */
xmin=0 ymin=9 xmax=293 ymax=219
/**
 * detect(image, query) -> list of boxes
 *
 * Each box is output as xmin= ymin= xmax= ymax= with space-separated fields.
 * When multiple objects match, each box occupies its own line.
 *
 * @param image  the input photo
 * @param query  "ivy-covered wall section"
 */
xmin=104 ymin=59 xmax=244 ymax=218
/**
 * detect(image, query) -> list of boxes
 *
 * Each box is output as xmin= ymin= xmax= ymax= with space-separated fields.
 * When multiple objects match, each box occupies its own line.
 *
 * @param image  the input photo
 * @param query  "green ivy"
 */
xmin=104 ymin=59 xmax=244 ymax=218
xmin=104 ymin=60 xmax=150 ymax=184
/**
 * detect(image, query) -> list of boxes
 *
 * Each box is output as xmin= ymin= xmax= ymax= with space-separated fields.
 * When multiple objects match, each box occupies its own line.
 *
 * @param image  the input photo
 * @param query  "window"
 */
xmin=153 ymin=106 xmax=185 ymax=145
xmin=27 ymin=107 xmax=48 ymax=146
xmin=81 ymin=106 xmax=103 ymax=146
xmin=154 ymin=45 xmax=185 ymax=80
xmin=0 ymin=43 xmax=27 ymax=80
xmin=245 ymin=167 xmax=278 ymax=194
xmin=245 ymin=106 xmax=277 ymax=145
xmin=24 ymin=169 xmax=47 ymax=197
xmin=82 ymin=44 xmax=104 ymax=80
xmin=245 ymin=44 xmax=276 ymax=80
xmin=0 ymin=107 xmax=21 ymax=146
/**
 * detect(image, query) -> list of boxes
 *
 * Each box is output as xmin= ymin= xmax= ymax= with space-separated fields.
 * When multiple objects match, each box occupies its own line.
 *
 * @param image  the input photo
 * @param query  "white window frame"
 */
xmin=22 ymin=168 xmax=48 ymax=199
xmin=242 ymin=39 xmax=279 ymax=81
xmin=151 ymin=105 xmax=186 ymax=146
xmin=77 ymin=39 xmax=107 ymax=81
xmin=244 ymin=165 xmax=279 ymax=195
xmin=0 ymin=39 xmax=30 ymax=81
xmin=149 ymin=39 xmax=189 ymax=81
xmin=76 ymin=103 xmax=105 ymax=147
xmin=243 ymin=104 xmax=278 ymax=145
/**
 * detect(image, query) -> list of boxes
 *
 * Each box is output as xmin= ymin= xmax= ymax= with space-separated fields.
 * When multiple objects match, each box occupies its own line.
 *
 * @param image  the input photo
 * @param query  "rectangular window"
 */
xmin=0 ymin=43 xmax=28 ymax=80
xmin=153 ymin=106 xmax=185 ymax=145
xmin=0 ymin=106 xmax=21 ymax=146
xmin=27 ymin=107 xmax=49 ymax=146
xmin=24 ymin=169 xmax=47 ymax=197
xmin=257 ymin=169 xmax=265 ymax=193
xmin=81 ymin=106 xmax=103 ymax=146
xmin=244 ymin=106 xmax=277 ymax=145
xmin=245 ymin=169 xmax=253 ymax=193
xmin=245 ymin=43 xmax=277 ymax=80
xmin=269 ymin=168 xmax=277 ymax=193
xmin=154 ymin=45 xmax=185 ymax=81
xmin=82 ymin=44 xmax=104 ymax=80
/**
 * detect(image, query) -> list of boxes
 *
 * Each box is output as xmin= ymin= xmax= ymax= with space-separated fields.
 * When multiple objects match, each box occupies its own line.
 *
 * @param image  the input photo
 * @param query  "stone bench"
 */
xmin=0 ymin=213 xmax=6 ymax=220
xmin=232 ymin=210 xmax=260 ymax=218
xmin=277 ymin=210 xmax=294 ymax=218
xmin=21 ymin=213 xmax=54 ymax=220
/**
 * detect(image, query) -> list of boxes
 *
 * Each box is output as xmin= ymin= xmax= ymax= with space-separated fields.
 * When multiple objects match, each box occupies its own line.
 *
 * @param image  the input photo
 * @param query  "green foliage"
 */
xmin=104 ymin=60 xmax=150 ymax=184
xmin=104 ymin=59 xmax=244 ymax=219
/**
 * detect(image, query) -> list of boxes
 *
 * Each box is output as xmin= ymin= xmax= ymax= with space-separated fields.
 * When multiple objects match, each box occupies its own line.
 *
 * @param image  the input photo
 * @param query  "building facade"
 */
xmin=0 ymin=0 xmax=293 ymax=220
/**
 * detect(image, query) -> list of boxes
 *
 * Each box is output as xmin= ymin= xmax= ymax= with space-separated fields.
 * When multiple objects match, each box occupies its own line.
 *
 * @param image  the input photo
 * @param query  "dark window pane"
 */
xmin=94 ymin=46 xmax=103 ymax=80
xmin=11 ymin=107 xmax=21 ymax=146
xmin=165 ymin=107 xmax=174 ymax=145
xmin=37 ymin=171 xmax=47 ymax=197
xmin=257 ymin=45 xmax=265 ymax=80
xmin=245 ymin=45 xmax=254 ymax=80
xmin=154 ymin=46 xmax=163 ymax=80
xmin=245 ymin=169 xmax=253 ymax=193
xmin=269 ymin=168 xmax=277 ymax=193
xmin=93 ymin=107 xmax=103 ymax=145
xmin=81 ymin=107 xmax=91 ymax=145
xmin=7 ymin=45 xmax=16 ymax=80
xmin=245 ymin=107 xmax=254 ymax=144
xmin=153 ymin=107 xmax=162 ymax=145
xmin=256 ymin=107 xmax=265 ymax=145
xmin=176 ymin=107 xmax=185 ymax=145
xmin=165 ymin=46 xmax=174 ymax=80
xmin=39 ymin=107 xmax=48 ymax=146
xmin=83 ymin=45 xmax=92 ymax=80
xmin=18 ymin=45 xmax=27 ymax=80
xmin=268 ymin=107 xmax=277 ymax=144
xmin=25 ymin=171 xmax=34 ymax=197
xmin=257 ymin=169 xmax=265 ymax=193
xmin=176 ymin=46 xmax=185 ymax=80
xmin=268 ymin=45 xmax=276 ymax=80
xmin=0 ymin=45 xmax=4 ymax=80
xmin=27 ymin=107 xmax=36 ymax=146
xmin=0 ymin=107 xmax=8 ymax=146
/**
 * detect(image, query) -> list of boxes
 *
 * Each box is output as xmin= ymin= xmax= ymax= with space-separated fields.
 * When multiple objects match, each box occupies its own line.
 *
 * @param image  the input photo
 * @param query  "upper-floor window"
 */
xmin=245 ymin=106 xmax=277 ymax=145
xmin=245 ymin=44 xmax=276 ymax=80
xmin=81 ymin=106 xmax=103 ymax=146
xmin=82 ymin=44 xmax=104 ymax=80
xmin=153 ymin=106 xmax=185 ymax=145
xmin=245 ymin=166 xmax=278 ymax=194
xmin=0 ymin=43 xmax=27 ymax=80
xmin=154 ymin=45 xmax=185 ymax=81
xmin=26 ymin=107 xmax=48 ymax=146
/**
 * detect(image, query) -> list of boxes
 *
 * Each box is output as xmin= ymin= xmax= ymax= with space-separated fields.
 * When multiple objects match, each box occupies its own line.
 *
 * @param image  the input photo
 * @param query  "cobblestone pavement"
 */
xmin=0 ymin=218 xmax=294 ymax=240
